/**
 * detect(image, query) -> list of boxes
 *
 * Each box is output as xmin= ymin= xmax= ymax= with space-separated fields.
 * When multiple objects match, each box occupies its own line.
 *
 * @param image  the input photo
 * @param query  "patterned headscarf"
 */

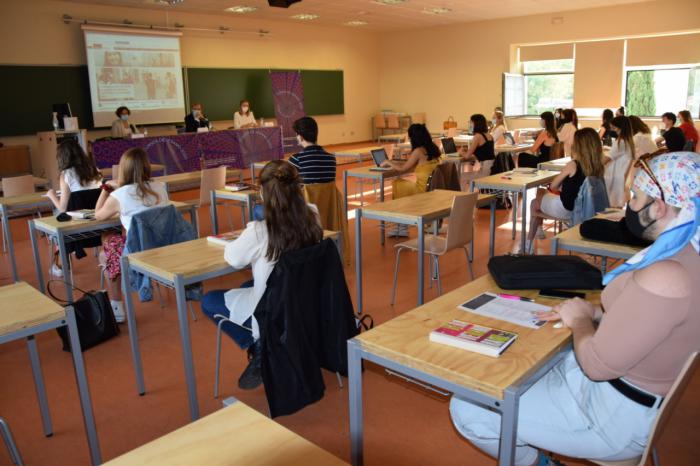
xmin=603 ymin=151 xmax=700 ymax=285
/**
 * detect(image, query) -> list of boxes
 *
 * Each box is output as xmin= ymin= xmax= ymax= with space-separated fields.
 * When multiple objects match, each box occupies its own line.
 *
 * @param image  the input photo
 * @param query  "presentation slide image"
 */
xmin=93 ymin=50 xmax=176 ymax=68
xmin=97 ymin=68 xmax=179 ymax=103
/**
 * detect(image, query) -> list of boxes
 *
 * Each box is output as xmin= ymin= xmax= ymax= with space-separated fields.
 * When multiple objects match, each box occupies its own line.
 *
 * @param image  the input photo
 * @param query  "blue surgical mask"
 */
xmin=120 ymin=114 xmax=129 ymax=121
xmin=192 ymin=110 xmax=200 ymax=117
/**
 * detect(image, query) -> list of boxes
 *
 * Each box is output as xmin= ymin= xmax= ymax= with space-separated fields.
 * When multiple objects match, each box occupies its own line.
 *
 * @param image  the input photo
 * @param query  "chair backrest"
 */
xmin=411 ymin=112 xmax=426 ymax=124
xmin=2 ymin=175 xmax=35 ymax=197
xmin=386 ymin=114 xmax=400 ymax=129
xmin=639 ymin=351 xmax=700 ymax=466
xmin=199 ymin=166 xmax=227 ymax=206
xmin=303 ymin=182 xmax=350 ymax=264
xmin=444 ymin=192 xmax=479 ymax=252
xmin=428 ymin=162 xmax=461 ymax=192
xmin=550 ymin=142 xmax=565 ymax=160
xmin=373 ymin=114 xmax=387 ymax=129
xmin=446 ymin=127 xmax=458 ymax=138
xmin=382 ymin=143 xmax=396 ymax=160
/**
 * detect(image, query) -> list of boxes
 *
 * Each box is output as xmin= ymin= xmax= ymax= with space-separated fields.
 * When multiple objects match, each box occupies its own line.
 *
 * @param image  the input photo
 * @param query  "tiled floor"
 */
xmin=0 ymin=144 xmax=697 ymax=465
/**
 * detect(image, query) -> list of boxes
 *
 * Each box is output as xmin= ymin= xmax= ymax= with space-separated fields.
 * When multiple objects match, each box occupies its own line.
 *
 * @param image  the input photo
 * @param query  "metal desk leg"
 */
xmin=66 ymin=306 xmax=102 ymax=465
xmin=343 ymin=170 xmax=349 ymax=220
xmin=417 ymin=219 xmax=425 ymax=306
xmin=520 ymin=188 xmax=528 ymax=254
xmin=249 ymin=163 xmax=256 ymax=184
xmin=511 ymin=192 xmax=518 ymax=240
xmin=489 ymin=198 xmax=496 ymax=258
xmin=120 ymin=257 xmax=145 ymax=396
xmin=189 ymin=205 xmax=199 ymax=237
xmin=210 ymin=190 xmax=219 ymax=235
xmin=26 ymin=336 xmax=53 ymax=437
xmin=246 ymin=197 xmax=255 ymax=224
xmin=2 ymin=206 xmax=19 ymax=282
xmin=551 ymin=237 xmax=559 ymax=255
xmin=29 ymin=221 xmax=45 ymax=293
xmin=174 ymin=274 xmax=199 ymax=421
xmin=355 ymin=209 xmax=363 ymax=315
xmin=57 ymin=232 xmax=73 ymax=303
xmin=348 ymin=340 xmax=364 ymax=466
xmin=379 ymin=175 xmax=386 ymax=246
xmin=601 ymin=257 xmax=608 ymax=275
xmin=498 ymin=388 xmax=520 ymax=466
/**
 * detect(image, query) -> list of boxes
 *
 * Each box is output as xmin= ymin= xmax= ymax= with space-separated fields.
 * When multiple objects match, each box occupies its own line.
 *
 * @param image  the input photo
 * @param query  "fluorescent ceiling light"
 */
xmin=291 ymin=13 xmax=319 ymax=20
xmin=423 ymin=7 xmax=452 ymax=15
xmin=372 ymin=0 xmax=407 ymax=5
xmin=225 ymin=6 xmax=258 ymax=14
xmin=345 ymin=20 xmax=368 ymax=26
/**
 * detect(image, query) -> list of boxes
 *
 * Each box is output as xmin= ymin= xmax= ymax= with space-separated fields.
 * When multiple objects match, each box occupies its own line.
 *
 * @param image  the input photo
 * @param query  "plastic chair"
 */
xmin=1 ymin=175 xmax=39 ymax=252
xmin=373 ymin=114 xmax=387 ymax=141
xmin=589 ymin=351 xmax=699 ymax=466
xmin=390 ymin=192 xmax=478 ymax=304
xmin=386 ymin=114 xmax=401 ymax=133
xmin=0 ymin=417 xmax=23 ymax=466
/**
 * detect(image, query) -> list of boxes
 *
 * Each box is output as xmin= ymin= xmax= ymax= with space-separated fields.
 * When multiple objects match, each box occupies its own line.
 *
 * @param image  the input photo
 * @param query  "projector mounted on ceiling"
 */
xmin=268 ymin=0 xmax=301 ymax=7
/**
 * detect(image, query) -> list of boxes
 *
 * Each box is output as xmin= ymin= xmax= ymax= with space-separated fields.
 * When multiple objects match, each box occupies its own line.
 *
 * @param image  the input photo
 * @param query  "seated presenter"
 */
xmin=111 ymin=106 xmax=139 ymax=138
xmin=233 ymin=100 xmax=258 ymax=129
xmin=185 ymin=102 xmax=210 ymax=132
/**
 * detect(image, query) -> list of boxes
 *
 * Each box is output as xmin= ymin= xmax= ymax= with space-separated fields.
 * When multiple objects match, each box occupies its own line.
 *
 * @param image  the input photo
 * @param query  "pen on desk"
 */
xmin=498 ymin=293 xmax=535 ymax=302
xmin=501 ymin=176 xmax=512 ymax=180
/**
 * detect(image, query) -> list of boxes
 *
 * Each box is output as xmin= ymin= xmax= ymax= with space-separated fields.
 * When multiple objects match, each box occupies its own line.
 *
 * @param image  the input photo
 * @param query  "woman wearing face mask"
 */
xmin=517 ymin=111 xmax=558 ymax=168
xmin=554 ymin=108 xmax=565 ymax=130
xmin=111 ymin=106 xmax=139 ymax=138
xmin=233 ymin=100 xmax=258 ymax=129
xmin=460 ymin=114 xmax=495 ymax=165
xmin=490 ymin=110 xmax=507 ymax=145
xmin=604 ymin=115 xmax=636 ymax=208
xmin=451 ymin=151 xmax=700 ymax=466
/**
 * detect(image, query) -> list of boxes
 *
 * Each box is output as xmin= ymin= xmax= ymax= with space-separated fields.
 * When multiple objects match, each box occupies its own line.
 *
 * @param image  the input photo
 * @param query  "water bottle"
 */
xmin=52 ymin=112 xmax=59 ymax=131
xmin=259 ymin=117 xmax=264 ymax=127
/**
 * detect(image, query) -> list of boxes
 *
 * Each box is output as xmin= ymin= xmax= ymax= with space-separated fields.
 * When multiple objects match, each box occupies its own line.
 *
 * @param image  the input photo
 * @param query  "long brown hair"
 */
xmin=629 ymin=115 xmax=650 ymax=134
xmin=572 ymin=128 xmax=605 ymax=177
xmin=679 ymin=110 xmax=693 ymax=125
xmin=259 ymin=160 xmax=322 ymax=261
xmin=611 ymin=115 xmax=636 ymax=160
xmin=118 ymin=148 xmax=160 ymax=205
xmin=57 ymin=140 xmax=102 ymax=186
xmin=540 ymin=111 xmax=558 ymax=141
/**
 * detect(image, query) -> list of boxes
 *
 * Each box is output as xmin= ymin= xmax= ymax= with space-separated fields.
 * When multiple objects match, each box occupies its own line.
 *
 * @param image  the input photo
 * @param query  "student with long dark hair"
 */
xmin=459 ymin=114 xmax=495 ymax=163
xmin=558 ymin=109 xmax=578 ymax=156
xmin=200 ymin=160 xmax=323 ymax=389
xmin=629 ymin=116 xmax=657 ymax=158
xmin=598 ymin=109 xmax=616 ymax=144
xmin=518 ymin=111 xmax=558 ymax=168
xmin=605 ymin=116 xmax=636 ymax=207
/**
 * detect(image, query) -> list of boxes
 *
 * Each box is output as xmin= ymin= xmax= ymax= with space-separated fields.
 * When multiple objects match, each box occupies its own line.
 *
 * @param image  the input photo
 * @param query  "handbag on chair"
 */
xmin=47 ymin=281 xmax=120 ymax=352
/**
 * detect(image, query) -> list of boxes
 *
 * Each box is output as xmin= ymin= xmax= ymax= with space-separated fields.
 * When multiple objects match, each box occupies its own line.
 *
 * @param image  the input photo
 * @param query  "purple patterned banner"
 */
xmin=269 ymin=71 xmax=306 ymax=139
xmin=92 ymin=127 xmax=284 ymax=174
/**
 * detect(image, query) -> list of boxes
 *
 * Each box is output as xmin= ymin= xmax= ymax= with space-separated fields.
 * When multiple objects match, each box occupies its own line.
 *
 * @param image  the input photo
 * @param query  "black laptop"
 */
xmin=441 ymin=137 xmax=458 ymax=156
xmin=370 ymin=148 xmax=391 ymax=171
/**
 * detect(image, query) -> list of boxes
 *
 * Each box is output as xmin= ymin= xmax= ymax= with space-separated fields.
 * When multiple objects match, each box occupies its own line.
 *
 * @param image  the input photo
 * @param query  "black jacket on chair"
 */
xmin=254 ymin=238 xmax=358 ymax=418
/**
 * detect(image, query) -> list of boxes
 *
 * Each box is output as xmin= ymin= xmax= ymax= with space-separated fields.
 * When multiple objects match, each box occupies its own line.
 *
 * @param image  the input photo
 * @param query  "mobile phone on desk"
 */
xmin=539 ymin=289 xmax=585 ymax=300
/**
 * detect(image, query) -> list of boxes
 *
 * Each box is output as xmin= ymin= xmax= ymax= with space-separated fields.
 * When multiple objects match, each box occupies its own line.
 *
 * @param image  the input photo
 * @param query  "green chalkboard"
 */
xmin=0 ymin=65 xmax=94 ymax=137
xmin=185 ymin=68 xmax=344 ymax=122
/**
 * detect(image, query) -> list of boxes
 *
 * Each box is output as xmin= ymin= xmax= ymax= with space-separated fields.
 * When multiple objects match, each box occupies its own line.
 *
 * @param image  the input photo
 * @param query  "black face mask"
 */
xmin=625 ymin=200 xmax=657 ymax=239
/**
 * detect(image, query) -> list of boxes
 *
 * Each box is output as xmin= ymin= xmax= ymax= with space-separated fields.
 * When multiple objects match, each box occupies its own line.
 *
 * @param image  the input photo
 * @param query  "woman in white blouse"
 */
xmin=111 ymin=106 xmax=139 ymax=138
xmin=557 ymin=109 xmax=578 ymax=156
xmin=233 ymin=100 xmax=258 ymax=129
xmin=490 ymin=110 xmax=507 ymax=145
xmin=629 ymin=116 xmax=659 ymax=158
xmin=604 ymin=116 xmax=636 ymax=207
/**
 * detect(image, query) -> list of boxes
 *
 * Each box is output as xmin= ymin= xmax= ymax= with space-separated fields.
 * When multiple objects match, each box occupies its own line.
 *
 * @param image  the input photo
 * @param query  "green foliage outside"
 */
xmin=526 ymin=74 xmax=574 ymax=115
xmin=626 ymin=71 xmax=656 ymax=116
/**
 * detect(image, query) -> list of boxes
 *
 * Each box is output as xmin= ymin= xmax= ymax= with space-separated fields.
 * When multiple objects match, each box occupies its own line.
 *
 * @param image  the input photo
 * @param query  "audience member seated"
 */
xmin=554 ymin=108 xmax=565 ymax=130
xmin=655 ymin=112 xmax=676 ymax=147
xmin=629 ymin=116 xmax=658 ymax=158
xmin=678 ymin=110 xmax=698 ymax=152
xmin=233 ymin=99 xmax=257 ymax=129
xmin=381 ymin=123 xmax=441 ymax=237
xmin=459 ymin=114 xmax=495 ymax=165
xmin=288 ymin=116 xmax=336 ymax=185
xmin=490 ymin=110 xmax=507 ymax=145
xmin=184 ymin=102 xmax=210 ymax=132
xmin=615 ymin=105 xmax=625 ymax=117
xmin=662 ymin=127 xmax=687 ymax=153
xmin=451 ymin=150 xmax=700 ymax=466
xmin=604 ymin=116 xmax=635 ymax=207
xmin=518 ymin=111 xmax=558 ymax=168
xmin=200 ymin=160 xmax=323 ymax=390
xmin=94 ymin=148 xmax=170 ymax=322
xmin=524 ymin=128 xmax=605 ymax=253
xmin=598 ymin=108 xmax=617 ymax=146
xmin=557 ymin=109 xmax=577 ymax=156
xmin=111 ymin=106 xmax=139 ymax=138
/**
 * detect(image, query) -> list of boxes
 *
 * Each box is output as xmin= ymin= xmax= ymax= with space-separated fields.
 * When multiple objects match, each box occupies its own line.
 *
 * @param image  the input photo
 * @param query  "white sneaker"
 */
xmin=535 ymin=226 xmax=546 ymax=240
xmin=50 ymin=264 xmax=64 ymax=278
xmin=111 ymin=300 xmax=125 ymax=323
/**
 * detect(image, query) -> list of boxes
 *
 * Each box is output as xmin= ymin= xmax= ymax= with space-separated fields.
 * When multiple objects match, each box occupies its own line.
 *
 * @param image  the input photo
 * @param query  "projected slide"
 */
xmin=84 ymin=27 xmax=185 ymax=127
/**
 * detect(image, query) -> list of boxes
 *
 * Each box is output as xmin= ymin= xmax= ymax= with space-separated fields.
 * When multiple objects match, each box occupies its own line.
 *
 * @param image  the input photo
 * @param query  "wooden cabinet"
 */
xmin=0 ymin=145 xmax=31 ymax=177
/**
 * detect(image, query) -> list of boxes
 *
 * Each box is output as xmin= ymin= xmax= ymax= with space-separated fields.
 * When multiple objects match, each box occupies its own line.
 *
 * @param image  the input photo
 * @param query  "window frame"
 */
xmin=517 ymin=59 xmax=575 ymax=117
xmin=623 ymin=64 xmax=695 ymax=118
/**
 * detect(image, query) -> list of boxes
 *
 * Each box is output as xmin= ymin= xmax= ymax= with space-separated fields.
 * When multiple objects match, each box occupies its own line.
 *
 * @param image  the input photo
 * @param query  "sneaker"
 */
xmin=238 ymin=341 xmax=263 ymax=390
xmin=50 ymin=264 xmax=64 ymax=278
xmin=111 ymin=300 xmax=126 ymax=323
xmin=518 ymin=240 xmax=534 ymax=255
xmin=535 ymin=225 xmax=546 ymax=240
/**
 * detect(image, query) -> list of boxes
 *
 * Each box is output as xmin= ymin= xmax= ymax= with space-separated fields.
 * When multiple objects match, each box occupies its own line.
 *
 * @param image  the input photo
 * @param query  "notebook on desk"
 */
xmin=369 ymin=148 xmax=392 ymax=171
xmin=441 ymin=137 xmax=459 ymax=157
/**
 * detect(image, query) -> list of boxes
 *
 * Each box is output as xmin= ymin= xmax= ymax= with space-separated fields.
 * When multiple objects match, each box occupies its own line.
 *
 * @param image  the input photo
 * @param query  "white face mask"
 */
xmin=192 ymin=109 xmax=200 ymax=117
xmin=120 ymin=114 xmax=129 ymax=121
xmin=241 ymin=106 xmax=249 ymax=113
xmin=555 ymin=112 xmax=561 ymax=119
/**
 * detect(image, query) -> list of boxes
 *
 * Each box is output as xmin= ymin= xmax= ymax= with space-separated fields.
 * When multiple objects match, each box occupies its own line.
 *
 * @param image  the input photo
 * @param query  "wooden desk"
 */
xmin=473 ymin=170 xmax=558 ymax=254
xmin=210 ymin=188 xmax=260 ymax=234
xmin=538 ymin=157 xmax=571 ymax=172
xmin=348 ymin=274 xmax=601 ymax=466
xmin=355 ymin=190 xmax=496 ymax=313
xmin=28 ymin=201 xmax=197 ymax=303
xmin=0 ymin=192 xmax=53 ymax=282
xmin=100 ymin=164 xmax=166 ymax=179
xmin=0 ymin=176 xmax=50 ymax=193
xmin=334 ymin=146 xmax=383 ymax=164
xmin=0 ymin=282 xmax=101 ymax=465
xmin=104 ymin=401 xmax=347 ymax=466
xmin=378 ymin=133 xmax=406 ymax=143
xmin=154 ymin=169 xmax=242 ymax=192
xmin=551 ymin=219 xmax=643 ymax=273
xmin=122 ymin=231 xmax=340 ymax=421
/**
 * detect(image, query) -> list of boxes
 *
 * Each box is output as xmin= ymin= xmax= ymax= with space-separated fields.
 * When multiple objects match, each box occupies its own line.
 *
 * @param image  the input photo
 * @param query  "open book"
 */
xmin=207 ymin=231 xmax=240 ymax=246
xmin=429 ymin=320 xmax=517 ymax=357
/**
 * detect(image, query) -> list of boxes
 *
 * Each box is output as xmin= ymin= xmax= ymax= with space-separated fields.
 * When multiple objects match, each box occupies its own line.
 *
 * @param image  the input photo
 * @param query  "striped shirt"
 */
xmin=288 ymin=145 xmax=337 ymax=184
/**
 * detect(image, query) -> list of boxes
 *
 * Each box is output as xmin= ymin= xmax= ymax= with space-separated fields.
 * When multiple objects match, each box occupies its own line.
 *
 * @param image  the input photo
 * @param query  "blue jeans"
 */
xmin=201 ymin=282 xmax=255 ymax=349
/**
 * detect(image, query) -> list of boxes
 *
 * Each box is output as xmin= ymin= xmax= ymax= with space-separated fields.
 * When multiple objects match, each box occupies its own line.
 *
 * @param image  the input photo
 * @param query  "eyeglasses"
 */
xmin=634 ymin=152 xmax=665 ymax=202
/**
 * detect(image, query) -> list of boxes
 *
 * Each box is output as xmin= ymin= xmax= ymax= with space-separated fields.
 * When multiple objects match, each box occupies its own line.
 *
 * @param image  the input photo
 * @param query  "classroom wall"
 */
xmin=377 ymin=0 xmax=700 ymax=131
xmin=0 ymin=0 xmax=381 ymax=173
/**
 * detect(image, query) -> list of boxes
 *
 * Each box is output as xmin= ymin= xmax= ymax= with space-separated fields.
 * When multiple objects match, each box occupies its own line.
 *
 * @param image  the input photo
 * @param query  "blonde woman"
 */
xmin=490 ymin=110 xmax=507 ymax=145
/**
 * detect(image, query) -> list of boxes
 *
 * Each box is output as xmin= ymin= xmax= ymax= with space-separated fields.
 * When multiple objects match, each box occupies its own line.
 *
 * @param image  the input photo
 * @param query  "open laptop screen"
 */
xmin=441 ymin=137 xmax=457 ymax=154
xmin=370 ymin=148 xmax=388 ymax=167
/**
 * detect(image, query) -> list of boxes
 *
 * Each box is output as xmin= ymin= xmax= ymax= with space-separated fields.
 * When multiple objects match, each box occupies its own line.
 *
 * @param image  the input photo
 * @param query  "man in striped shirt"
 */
xmin=288 ymin=117 xmax=336 ymax=184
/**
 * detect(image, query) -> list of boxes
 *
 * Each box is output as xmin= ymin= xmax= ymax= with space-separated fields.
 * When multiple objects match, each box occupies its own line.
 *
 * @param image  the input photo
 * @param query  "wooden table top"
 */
xmin=474 ymin=170 xmax=558 ymax=190
xmin=0 ymin=282 xmax=65 ymax=336
xmin=538 ymin=157 xmax=571 ymax=171
xmin=335 ymin=146 xmax=383 ymax=156
xmin=0 ymin=176 xmax=50 ymax=192
xmin=214 ymin=188 xmax=260 ymax=202
xmin=345 ymin=166 xmax=401 ymax=179
xmin=0 ymin=191 xmax=52 ymax=208
xmin=103 ymin=402 xmax=348 ymax=466
xmin=154 ymin=169 xmax=242 ymax=186
xmin=496 ymin=143 xmax=533 ymax=153
xmin=361 ymin=190 xmax=489 ymax=222
xmin=127 ymin=230 xmax=339 ymax=282
xmin=354 ymin=274 xmax=601 ymax=399
xmin=555 ymin=220 xmax=644 ymax=256
xmin=32 ymin=201 xmax=192 ymax=235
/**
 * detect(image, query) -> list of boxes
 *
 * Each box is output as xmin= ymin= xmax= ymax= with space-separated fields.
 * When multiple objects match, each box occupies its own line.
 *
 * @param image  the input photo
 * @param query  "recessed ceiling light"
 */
xmin=423 ymin=7 xmax=451 ymax=15
xmin=372 ymin=0 xmax=407 ymax=5
xmin=291 ymin=13 xmax=319 ymax=20
xmin=345 ymin=20 xmax=368 ymax=26
xmin=225 ymin=6 xmax=258 ymax=14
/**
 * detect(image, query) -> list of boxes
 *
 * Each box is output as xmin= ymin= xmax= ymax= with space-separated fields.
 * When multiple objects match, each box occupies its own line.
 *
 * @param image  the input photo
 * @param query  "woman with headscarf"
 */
xmin=449 ymin=151 xmax=700 ymax=466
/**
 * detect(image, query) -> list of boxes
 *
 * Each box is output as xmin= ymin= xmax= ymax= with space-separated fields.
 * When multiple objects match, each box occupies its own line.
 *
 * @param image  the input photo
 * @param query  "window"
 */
xmin=624 ymin=67 xmax=694 ymax=117
xmin=523 ymin=59 xmax=574 ymax=115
